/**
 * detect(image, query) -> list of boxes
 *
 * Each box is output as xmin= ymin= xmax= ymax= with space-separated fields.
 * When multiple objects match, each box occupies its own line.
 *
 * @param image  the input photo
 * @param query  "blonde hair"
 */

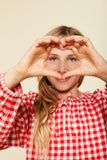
xmin=33 ymin=25 xmax=84 ymax=159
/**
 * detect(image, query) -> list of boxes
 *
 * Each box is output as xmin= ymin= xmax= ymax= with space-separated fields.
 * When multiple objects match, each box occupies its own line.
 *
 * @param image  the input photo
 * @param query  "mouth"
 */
xmin=55 ymin=77 xmax=71 ymax=82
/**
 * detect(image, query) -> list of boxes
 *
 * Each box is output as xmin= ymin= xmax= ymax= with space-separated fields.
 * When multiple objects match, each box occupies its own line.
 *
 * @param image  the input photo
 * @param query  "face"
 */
xmin=46 ymin=47 xmax=80 ymax=93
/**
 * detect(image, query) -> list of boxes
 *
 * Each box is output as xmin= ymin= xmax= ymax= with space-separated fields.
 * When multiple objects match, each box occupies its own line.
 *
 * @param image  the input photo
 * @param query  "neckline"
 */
xmin=57 ymin=91 xmax=91 ymax=103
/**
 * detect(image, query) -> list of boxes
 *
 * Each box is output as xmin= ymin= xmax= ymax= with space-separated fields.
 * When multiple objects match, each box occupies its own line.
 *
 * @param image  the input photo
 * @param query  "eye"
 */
xmin=49 ymin=57 xmax=57 ymax=61
xmin=69 ymin=57 xmax=77 ymax=61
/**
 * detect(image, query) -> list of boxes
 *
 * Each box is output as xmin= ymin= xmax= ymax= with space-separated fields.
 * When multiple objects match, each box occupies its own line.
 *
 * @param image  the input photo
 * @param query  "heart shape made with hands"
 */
xmin=45 ymin=39 xmax=80 ymax=79
xmin=49 ymin=42 xmax=75 ymax=53
xmin=57 ymin=44 xmax=71 ymax=51
xmin=49 ymin=37 xmax=81 ymax=53
xmin=45 ymin=36 xmax=95 ymax=79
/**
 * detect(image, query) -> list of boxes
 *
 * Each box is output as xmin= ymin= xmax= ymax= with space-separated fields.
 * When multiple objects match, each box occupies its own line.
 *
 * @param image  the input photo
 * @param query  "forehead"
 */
xmin=50 ymin=48 xmax=74 ymax=56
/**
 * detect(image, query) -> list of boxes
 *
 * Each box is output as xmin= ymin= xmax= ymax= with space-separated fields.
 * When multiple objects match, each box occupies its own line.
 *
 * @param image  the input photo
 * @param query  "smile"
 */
xmin=55 ymin=77 xmax=71 ymax=82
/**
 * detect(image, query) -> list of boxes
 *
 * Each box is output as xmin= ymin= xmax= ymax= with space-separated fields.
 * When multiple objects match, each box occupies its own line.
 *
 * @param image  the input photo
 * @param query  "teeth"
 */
xmin=60 ymin=77 xmax=70 ymax=80
xmin=56 ymin=77 xmax=70 ymax=82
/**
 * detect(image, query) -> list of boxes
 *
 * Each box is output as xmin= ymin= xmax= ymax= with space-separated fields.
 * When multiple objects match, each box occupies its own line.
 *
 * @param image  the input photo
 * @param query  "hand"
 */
xmin=61 ymin=36 xmax=107 ymax=81
xmin=14 ymin=36 xmax=62 ymax=81
xmin=5 ymin=36 xmax=63 ymax=89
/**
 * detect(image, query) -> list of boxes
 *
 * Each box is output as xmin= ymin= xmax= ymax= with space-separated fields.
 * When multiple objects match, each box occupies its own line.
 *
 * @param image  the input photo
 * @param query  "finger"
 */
xmin=64 ymin=35 xmax=84 ymax=41
xmin=72 ymin=46 xmax=78 ymax=54
xmin=61 ymin=39 xmax=74 ymax=47
xmin=46 ymin=43 xmax=60 ymax=55
xmin=34 ymin=36 xmax=59 ymax=46
xmin=43 ymin=70 xmax=62 ymax=79
xmin=73 ymin=42 xmax=81 ymax=49
xmin=34 ymin=38 xmax=51 ymax=47
xmin=47 ymin=46 xmax=52 ymax=53
xmin=47 ymin=36 xmax=61 ymax=45
xmin=38 ymin=37 xmax=61 ymax=51
xmin=64 ymin=36 xmax=88 ymax=46
xmin=40 ymin=36 xmax=61 ymax=47
xmin=66 ymin=46 xmax=78 ymax=55
xmin=62 ymin=69 xmax=82 ymax=79
xmin=60 ymin=38 xmax=67 ymax=46
xmin=70 ymin=36 xmax=92 ymax=48
xmin=61 ymin=36 xmax=83 ymax=48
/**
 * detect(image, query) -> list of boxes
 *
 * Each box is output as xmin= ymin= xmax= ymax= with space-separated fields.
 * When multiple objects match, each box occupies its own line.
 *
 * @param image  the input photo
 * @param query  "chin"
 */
xmin=52 ymin=83 xmax=78 ymax=93
xmin=47 ymin=76 xmax=79 ymax=93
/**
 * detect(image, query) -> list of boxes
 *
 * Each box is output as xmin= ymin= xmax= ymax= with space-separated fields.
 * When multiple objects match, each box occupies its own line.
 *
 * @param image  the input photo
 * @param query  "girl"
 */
xmin=0 ymin=25 xmax=107 ymax=160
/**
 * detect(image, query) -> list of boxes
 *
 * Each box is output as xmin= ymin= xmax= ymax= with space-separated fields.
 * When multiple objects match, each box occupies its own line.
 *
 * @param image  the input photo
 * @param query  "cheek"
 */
xmin=46 ymin=61 xmax=58 ymax=70
xmin=67 ymin=61 xmax=79 ymax=70
xmin=46 ymin=76 xmax=54 ymax=86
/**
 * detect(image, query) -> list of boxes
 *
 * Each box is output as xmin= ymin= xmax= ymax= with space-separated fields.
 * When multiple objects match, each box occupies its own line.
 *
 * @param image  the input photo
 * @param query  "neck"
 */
xmin=57 ymin=87 xmax=83 ymax=101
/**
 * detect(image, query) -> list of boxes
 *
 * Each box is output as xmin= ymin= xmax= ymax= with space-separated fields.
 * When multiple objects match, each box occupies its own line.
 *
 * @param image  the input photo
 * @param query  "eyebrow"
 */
xmin=49 ymin=52 xmax=76 ymax=57
xmin=49 ymin=53 xmax=58 ymax=56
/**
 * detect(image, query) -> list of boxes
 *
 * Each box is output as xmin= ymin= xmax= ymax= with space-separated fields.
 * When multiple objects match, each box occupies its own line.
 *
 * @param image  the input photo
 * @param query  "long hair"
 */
xmin=33 ymin=25 xmax=84 ymax=159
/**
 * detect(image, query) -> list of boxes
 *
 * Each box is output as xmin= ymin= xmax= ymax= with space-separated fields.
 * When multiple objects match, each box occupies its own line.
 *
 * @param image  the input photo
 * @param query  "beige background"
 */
xmin=0 ymin=0 xmax=107 ymax=159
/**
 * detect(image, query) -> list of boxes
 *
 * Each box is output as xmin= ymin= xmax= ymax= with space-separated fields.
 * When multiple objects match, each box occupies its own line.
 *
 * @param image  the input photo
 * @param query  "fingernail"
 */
xmin=59 ymin=44 xmax=63 ymax=48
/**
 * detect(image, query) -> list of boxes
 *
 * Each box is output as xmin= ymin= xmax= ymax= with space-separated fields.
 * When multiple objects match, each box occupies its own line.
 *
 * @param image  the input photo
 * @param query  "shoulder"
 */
xmin=82 ymin=84 xmax=107 ymax=107
xmin=22 ymin=91 xmax=39 ymax=105
xmin=71 ymin=85 xmax=107 ymax=104
xmin=91 ymin=84 xmax=107 ymax=99
xmin=0 ymin=73 xmax=39 ymax=107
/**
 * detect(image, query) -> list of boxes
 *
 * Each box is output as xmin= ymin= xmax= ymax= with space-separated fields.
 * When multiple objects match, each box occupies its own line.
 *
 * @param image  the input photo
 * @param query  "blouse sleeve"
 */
xmin=93 ymin=84 xmax=107 ymax=131
xmin=0 ymin=73 xmax=38 ymax=149
xmin=102 ymin=84 xmax=107 ymax=131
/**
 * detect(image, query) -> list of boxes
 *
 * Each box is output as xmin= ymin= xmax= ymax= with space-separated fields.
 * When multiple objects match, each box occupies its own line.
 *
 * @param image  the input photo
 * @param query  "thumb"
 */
xmin=43 ymin=69 xmax=63 ymax=79
xmin=62 ymin=69 xmax=82 ymax=79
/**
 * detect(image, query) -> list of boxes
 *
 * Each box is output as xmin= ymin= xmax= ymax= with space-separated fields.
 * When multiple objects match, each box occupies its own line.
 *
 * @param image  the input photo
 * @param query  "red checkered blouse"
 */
xmin=0 ymin=73 xmax=107 ymax=160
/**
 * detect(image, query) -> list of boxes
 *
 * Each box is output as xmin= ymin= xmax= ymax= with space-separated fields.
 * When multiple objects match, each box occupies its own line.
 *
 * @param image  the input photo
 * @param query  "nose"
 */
xmin=57 ymin=61 xmax=67 ymax=74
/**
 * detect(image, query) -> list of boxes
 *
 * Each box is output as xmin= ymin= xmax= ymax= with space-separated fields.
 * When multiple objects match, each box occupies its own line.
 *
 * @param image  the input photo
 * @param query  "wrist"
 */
xmin=96 ymin=61 xmax=107 ymax=83
xmin=97 ymin=73 xmax=107 ymax=83
xmin=5 ymin=67 xmax=25 ymax=90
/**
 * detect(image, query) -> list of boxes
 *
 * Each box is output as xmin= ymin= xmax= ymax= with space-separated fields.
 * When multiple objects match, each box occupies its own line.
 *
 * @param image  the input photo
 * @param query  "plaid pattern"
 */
xmin=0 ymin=73 xmax=107 ymax=160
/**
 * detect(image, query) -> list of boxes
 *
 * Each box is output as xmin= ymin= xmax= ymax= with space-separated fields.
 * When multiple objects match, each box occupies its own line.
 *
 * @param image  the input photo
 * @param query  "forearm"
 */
xmin=4 ymin=67 xmax=25 ymax=90
xmin=96 ymin=60 xmax=107 ymax=83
